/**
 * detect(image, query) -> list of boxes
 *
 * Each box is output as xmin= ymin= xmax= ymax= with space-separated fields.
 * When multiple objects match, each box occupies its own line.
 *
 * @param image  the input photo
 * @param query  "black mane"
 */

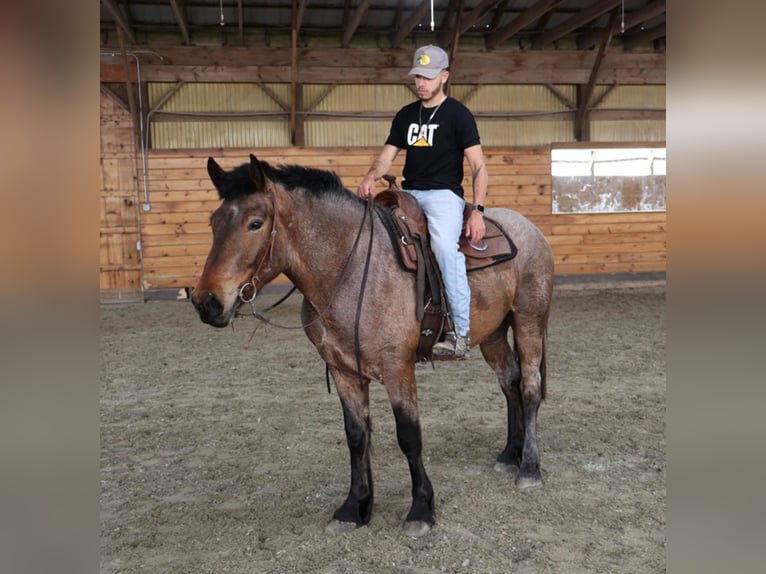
xmin=215 ymin=160 xmax=357 ymax=205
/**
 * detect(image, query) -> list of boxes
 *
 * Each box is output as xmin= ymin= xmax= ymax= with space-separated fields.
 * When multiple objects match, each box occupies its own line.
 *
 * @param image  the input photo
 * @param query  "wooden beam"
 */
xmin=574 ymin=9 xmax=620 ymax=141
xmin=486 ymin=0 xmax=564 ymax=50
xmin=590 ymin=83 xmax=616 ymax=108
xmin=534 ymin=0 xmax=621 ymax=49
xmin=544 ymin=83 xmax=575 ymax=109
xmin=458 ymin=84 xmax=481 ymax=106
xmin=342 ymin=0 xmax=372 ymax=47
xmin=150 ymin=81 xmax=186 ymax=113
xmin=237 ymin=0 xmax=244 ymax=44
xmin=261 ymin=80 xmax=290 ymax=112
xmin=457 ymin=0 xmax=503 ymax=35
xmin=116 ymin=25 xmax=139 ymax=148
xmin=445 ymin=0 xmax=465 ymax=81
xmin=100 ymin=83 xmax=130 ymax=112
xmin=168 ymin=0 xmax=191 ymax=45
xmin=488 ymin=0 xmax=512 ymax=31
xmin=291 ymin=0 xmax=299 ymax=144
xmin=623 ymin=23 xmax=666 ymax=50
xmin=102 ymin=0 xmax=136 ymax=44
xmin=304 ymin=85 xmax=337 ymax=111
xmin=391 ymin=0 xmax=431 ymax=48
xmin=99 ymin=47 xmax=665 ymax=85
xmin=577 ymin=0 xmax=666 ymax=50
xmin=296 ymin=0 xmax=308 ymax=36
xmin=438 ymin=0 xmax=462 ymax=47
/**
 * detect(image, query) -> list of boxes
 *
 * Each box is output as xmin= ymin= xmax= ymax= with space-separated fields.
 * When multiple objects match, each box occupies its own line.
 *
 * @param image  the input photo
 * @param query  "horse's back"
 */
xmin=481 ymin=208 xmax=554 ymax=309
xmin=487 ymin=208 xmax=552 ymax=267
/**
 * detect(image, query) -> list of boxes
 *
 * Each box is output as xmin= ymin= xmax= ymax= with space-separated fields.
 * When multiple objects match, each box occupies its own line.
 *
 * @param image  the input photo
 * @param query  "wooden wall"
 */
xmin=100 ymin=93 xmax=142 ymax=300
xmin=136 ymin=146 xmax=666 ymax=294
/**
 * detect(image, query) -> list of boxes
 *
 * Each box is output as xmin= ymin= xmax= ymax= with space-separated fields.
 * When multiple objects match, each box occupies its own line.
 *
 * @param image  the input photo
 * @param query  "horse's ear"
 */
xmin=249 ymin=153 xmax=267 ymax=191
xmin=207 ymin=157 xmax=225 ymax=192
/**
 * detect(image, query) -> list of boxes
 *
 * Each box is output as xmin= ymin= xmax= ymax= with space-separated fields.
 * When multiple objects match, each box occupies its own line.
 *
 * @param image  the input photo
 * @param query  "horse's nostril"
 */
xmin=193 ymin=291 xmax=224 ymax=323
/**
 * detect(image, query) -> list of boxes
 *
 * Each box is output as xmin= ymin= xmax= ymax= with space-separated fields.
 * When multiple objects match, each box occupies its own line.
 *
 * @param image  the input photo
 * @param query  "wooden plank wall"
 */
xmin=100 ymin=93 xmax=142 ymax=300
xmin=138 ymin=146 xmax=666 ymax=293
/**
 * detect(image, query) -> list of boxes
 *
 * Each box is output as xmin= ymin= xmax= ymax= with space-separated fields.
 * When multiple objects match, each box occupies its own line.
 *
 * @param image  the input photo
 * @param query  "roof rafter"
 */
xmin=102 ymin=0 xmax=136 ymax=44
xmin=457 ymin=0 xmax=503 ymax=36
xmin=575 ymin=8 xmax=620 ymax=140
xmin=391 ymin=0 xmax=431 ymax=48
xmin=168 ymin=0 xmax=191 ymax=45
xmin=295 ymin=0 xmax=308 ymax=35
xmin=342 ymin=0 xmax=372 ymax=47
xmin=486 ymin=0 xmax=565 ymax=50
xmin=577 ymin=0 xmax=666 ymax=49
xmin=533 ymin=0 xmax=622 ymax=49
xmin=439 ymin=0 xmax=466 ymax=48
xmin=623 ymin=22 xmax=666 ymax=50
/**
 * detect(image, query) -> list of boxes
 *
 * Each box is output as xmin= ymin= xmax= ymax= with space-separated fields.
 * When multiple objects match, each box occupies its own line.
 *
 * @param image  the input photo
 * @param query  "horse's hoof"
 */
xmin=515 ymin=475 xmax=543 ymax=490
xmin=494 ymin=461 xmax=518 ymax=475
xmin=403 ymin=520 xmax=431 ymax=538
xmin=325 ymin=519 xmax=359 ymax=535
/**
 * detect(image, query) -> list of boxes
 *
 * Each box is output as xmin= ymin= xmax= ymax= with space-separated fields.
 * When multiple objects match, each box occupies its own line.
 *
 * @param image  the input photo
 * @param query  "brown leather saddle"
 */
xmin=373 ymin=176 xmax=517 ymax=361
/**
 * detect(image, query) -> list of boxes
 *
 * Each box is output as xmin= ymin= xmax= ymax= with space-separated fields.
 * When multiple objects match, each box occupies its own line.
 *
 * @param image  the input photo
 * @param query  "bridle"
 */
xmin=233 ymin=189 xmax=376 ymax=393
xmin=236 ymin=184 xmax=280 ymax=306
xmin=235 ymin=190 xmax=376 ymax=343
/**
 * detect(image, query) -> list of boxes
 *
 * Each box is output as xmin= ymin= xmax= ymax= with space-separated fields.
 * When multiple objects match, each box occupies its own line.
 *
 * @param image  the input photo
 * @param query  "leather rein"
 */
xmin=235 ymin=191 xmax=377 ymax=393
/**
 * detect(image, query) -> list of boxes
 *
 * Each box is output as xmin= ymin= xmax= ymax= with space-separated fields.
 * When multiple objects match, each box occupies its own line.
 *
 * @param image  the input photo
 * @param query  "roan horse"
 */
xmin=192 ymin=154 xmax=554 ymax=538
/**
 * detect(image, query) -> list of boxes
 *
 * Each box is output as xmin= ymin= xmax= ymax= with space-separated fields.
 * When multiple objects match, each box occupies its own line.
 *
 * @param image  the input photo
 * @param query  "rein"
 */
xmin=236 ymin=192 xmax=377 ymax=388
xmin=353 ymin=197 xmax=375 ymax=391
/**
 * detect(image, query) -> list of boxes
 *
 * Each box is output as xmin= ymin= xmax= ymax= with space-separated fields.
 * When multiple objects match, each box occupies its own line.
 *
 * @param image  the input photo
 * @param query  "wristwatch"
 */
xmin=473 ymin=204 xmax=485 ymax=214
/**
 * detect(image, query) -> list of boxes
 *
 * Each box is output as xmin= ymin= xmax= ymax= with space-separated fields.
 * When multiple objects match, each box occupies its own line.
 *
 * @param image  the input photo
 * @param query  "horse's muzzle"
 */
xmin=191 ymin=291 xmax=230 ymax=328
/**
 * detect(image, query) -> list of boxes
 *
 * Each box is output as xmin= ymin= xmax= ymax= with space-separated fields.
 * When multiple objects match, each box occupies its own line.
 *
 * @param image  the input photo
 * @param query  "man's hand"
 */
xmin=357 ymin=175 xmax=376 ymax=199
xmin=464 ymin=210 xmax=486 ymax=244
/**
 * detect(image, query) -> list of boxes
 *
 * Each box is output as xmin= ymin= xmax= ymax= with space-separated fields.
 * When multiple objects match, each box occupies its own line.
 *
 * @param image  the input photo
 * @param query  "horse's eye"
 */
xmin=247 ymin=219 xmax=263 ymax=231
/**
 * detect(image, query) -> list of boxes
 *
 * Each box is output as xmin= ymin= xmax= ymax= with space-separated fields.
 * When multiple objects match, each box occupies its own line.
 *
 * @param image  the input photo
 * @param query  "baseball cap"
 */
xmin=408 ymin=45 xmax=449 ymax=79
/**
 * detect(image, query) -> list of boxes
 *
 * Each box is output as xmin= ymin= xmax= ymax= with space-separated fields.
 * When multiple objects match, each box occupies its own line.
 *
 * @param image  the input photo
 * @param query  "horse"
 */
xmin=191 ymin=154 xmax=554 ymax=538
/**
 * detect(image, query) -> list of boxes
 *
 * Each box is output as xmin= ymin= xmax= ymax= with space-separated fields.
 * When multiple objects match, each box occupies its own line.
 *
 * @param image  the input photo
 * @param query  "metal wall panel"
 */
xmin=305 ymin=84 xmax=413 ymax=113
xmin=591 ymin=121 xmax=666 ymax=142
xmin=151 ymin=120 xmax=290 ymax=149
xmin=454 ymin=84 xmax=575 ymax=112
xmin=148 ymin=82 xmax=288 ymax=112
xmin=145 ymin=82 xmax=664 ymax=148
xmin=305 ymin=120 xmax=392 ymax=147
xmin=477 ymin=120 xmax=574 ymax=146
xmin=597 ymin=85 xmax=666 ymax=109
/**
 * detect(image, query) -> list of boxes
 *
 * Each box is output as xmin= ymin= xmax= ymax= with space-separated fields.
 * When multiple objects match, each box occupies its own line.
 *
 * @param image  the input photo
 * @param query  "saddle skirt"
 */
xmin=374 ymin=189 xmax=518 ymax=275
xmin=373 ymin=184 xmax=518 ymax=362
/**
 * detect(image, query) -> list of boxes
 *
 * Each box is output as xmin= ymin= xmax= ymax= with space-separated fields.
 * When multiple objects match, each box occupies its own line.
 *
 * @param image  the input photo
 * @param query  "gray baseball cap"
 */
xmin=408 ymin=45 xmax=449 ymax=79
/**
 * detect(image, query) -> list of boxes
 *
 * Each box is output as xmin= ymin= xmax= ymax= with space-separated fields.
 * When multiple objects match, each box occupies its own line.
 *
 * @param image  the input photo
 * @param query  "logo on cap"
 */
xmin=416 ymin=54 xmax=431 ymax=66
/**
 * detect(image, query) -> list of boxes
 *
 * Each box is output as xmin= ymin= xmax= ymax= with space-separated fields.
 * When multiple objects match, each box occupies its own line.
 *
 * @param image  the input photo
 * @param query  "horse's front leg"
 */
xmin=383 ymin=368 xmax=435 ymax=538
xmin=325 ymin=367 xmax=374 ymax=534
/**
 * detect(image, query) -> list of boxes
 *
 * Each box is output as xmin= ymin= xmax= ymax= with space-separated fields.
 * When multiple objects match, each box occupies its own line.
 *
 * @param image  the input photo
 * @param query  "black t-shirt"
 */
xmin=385 ymin=97 xmax=480 ymax=198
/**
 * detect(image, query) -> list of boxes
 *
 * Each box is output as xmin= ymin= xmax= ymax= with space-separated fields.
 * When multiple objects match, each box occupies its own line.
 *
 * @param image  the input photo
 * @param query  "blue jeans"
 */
xmin=403 ymin=189 xmax=470 ymax=337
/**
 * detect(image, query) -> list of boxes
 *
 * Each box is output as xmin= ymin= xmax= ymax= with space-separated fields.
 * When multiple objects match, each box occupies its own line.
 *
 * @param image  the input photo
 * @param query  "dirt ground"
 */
xmin=100 ymin=284 xmax=665 ymax=573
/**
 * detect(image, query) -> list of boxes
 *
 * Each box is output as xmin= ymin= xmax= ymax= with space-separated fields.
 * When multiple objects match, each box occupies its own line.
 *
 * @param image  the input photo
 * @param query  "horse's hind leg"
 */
xmin=479 ymin=321 xmax=524 ymax=474
xmin=383 ymin=369 xmax=435 ymax=538
xmin=511 ymin=315 xmax=548 ymax=489
xmin=325 ymin=368 xmax=374 ymax=534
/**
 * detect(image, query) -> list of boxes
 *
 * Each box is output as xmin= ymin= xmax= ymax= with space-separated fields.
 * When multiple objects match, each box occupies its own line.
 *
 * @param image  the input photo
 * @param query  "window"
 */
xmin=552 ymin=147 xmax=666 ymax=214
